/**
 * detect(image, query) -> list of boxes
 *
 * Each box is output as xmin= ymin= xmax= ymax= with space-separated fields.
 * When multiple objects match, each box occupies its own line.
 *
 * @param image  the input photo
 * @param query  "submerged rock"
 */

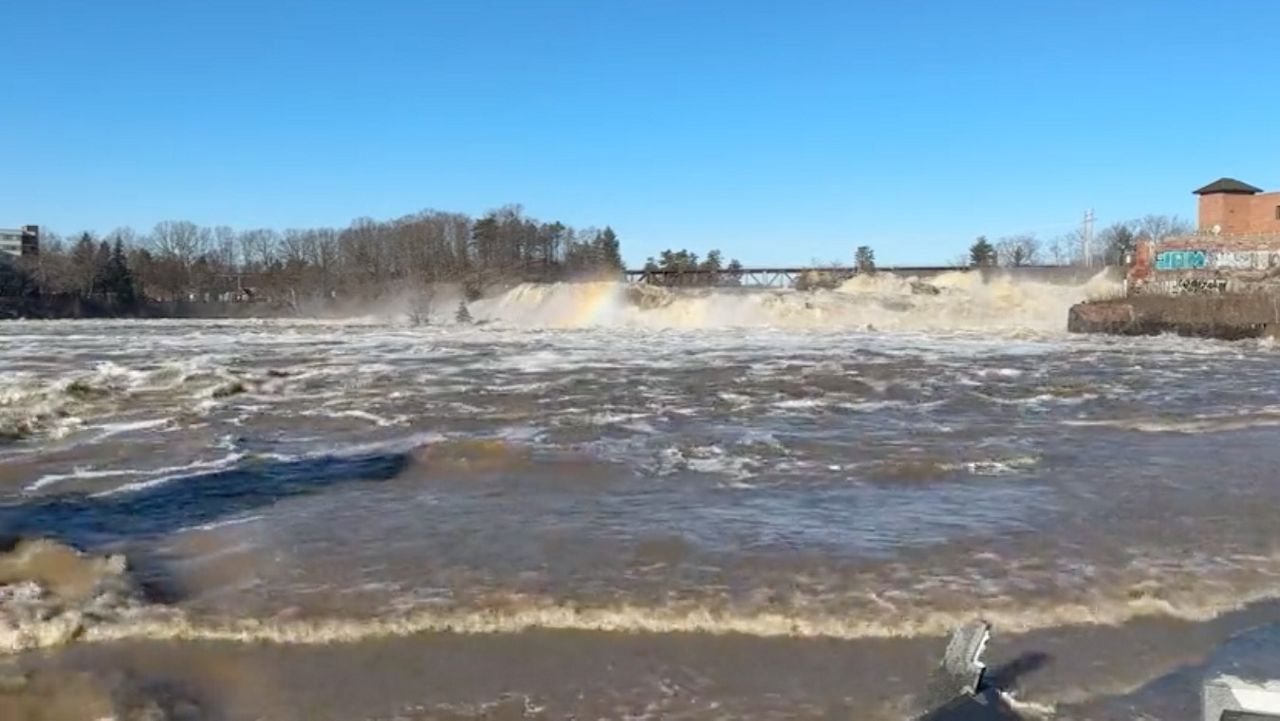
xmin=209 ymin=380 xmax=247 ymax=399
xmin=63 ymin=379 xmax=109 ymax=401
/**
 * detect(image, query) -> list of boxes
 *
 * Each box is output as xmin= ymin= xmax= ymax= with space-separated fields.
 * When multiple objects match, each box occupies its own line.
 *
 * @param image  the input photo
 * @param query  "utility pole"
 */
xmin=1083 ymin=209 xmax=1096 ymax=267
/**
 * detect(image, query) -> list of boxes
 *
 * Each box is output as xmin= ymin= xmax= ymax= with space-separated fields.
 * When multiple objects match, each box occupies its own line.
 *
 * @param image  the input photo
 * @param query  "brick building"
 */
xmin=0 ymin=226 xmax=39 ymax=258
xmin=1127 ymin=180 xmax=1280 ymax=294
xmin=1195 ymin=178 xmax=1280 ymax=235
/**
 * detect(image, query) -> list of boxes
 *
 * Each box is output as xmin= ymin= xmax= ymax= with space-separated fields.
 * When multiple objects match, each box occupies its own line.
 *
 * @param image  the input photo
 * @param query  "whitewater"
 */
xmin=3 ymin=272 xmax=1280 ymax=720
xmin=461 ymin=270 xmax=1120 ymax=331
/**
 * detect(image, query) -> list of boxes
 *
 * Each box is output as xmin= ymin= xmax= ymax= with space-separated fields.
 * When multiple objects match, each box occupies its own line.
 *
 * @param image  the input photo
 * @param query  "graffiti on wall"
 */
xmin=1168 ymin=277 xmax=1228 ymax=295
xmin=1209 ymin=250 xmax=1280 ymax=270
xmin=1136 ymin=277 xmax=1229 ymax=295
xmin=1155 ymin=250 xmax=1207 ymax=270
xmin=1155 ymin=249 xmax=1280 ymax=272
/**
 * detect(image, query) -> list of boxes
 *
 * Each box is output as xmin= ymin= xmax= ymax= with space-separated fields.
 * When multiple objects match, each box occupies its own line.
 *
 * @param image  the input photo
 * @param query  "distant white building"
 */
xmin=0 ymin=226 xmax=38 ymax=258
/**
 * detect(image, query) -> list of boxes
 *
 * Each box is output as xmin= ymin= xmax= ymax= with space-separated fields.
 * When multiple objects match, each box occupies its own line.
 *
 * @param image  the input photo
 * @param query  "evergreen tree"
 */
xmin=0 ymin=256 xmax=37 ymax=298
xmin=109 ymin=238 xmax=137 ymax=305
xmin=968 ymin=236 xmax=997 ymax=267
xmin=649 ymin=248 xmax=737 ymax=286
xmin=93 ymin=241 xmax=112 ymax=295
xmin=657 ymin=249 xmax=675 ymax=271
xmin=855 ymin=245 xmax=876 ymax=273
xmin=657 ymin=249 xmax=698 ymax=272
xmin=470 ymin=215 xmax=500 ymax=269
xmin=700 ymin=249 xmax=723 ymax=272
xmin=455 ymin=300 xmax=473 ymax=323
xmin=594 ymin=227 xmax=624 ymax=271
xmin=699 ymin=249 xmax=723 ymax=285
xmin=724 ymin=258 xmax=744 ymax=286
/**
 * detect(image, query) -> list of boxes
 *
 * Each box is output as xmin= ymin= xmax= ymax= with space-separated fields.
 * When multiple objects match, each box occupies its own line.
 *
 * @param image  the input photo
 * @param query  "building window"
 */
xmin=1275 ymin=205 xmax=1280 ymax=220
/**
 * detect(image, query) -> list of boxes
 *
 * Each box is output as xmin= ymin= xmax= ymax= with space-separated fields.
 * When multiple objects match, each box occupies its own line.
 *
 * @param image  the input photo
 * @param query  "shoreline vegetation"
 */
xmin=0 ymin=205 xmax=753 ymax=320
xmin=0 ymin=206 xmax=626 ymax=314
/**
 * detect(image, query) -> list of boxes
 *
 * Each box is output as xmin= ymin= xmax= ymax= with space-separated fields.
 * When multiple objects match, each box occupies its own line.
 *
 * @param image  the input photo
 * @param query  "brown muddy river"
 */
xmin=3 ymin=277 xmax=1280 ymax=720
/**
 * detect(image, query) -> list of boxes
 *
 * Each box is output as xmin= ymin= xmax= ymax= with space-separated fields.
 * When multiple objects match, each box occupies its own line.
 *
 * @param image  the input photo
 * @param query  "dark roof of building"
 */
xmin=1194 ymin=178 xmax=1263 ymax=195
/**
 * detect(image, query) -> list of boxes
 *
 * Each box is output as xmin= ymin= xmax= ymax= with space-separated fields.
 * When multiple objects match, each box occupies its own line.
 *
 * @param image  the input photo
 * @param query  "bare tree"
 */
xmin=1047 ymin=236 xmax=1066 ymax=266
xmin=150 ymin=220 xmax=205 ymax=266
xmin=212 ymin=226 xmax=236 ymax=268
xmin=1136 ymin=214 xmax=1193 ymax=242
xmin=996 ymin=234 xmax=1041 ymax=267
xmin=28 ymin=230 xmax=71 ymax=292
xmin=70 ymin=232 xmax=99 ymax=295
xmin=108 ymin=226 xmax=138 ymax=247
xmin=1048 ymin=229 xmax=1091 ymax=266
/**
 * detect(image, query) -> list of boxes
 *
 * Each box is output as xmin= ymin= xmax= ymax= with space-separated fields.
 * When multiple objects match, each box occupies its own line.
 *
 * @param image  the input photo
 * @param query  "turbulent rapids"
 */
xmin=463 ymin=271 xmax=1120 ymax=331
xmin=2 ymin=271 xmax=1280 ymax=720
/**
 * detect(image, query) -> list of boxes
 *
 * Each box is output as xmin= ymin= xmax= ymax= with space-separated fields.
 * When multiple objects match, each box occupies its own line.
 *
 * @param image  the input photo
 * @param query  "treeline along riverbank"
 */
xmin=0 ymin=205 xmax=627 ymax=313
xmin=1 ymin=202 xmax=761 ymax=319
xmin=0 ymin=295 xmax=300 ymax=320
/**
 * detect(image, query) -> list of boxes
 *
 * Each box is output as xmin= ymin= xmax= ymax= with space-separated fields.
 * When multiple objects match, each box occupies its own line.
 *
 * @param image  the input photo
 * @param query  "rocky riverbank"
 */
xmin=1068 ymin=294 xmax=1280 ymax=340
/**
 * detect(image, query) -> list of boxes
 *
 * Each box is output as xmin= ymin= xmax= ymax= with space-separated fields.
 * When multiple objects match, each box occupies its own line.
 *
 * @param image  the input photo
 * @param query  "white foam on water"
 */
xmin=2 ymin=574 xmax=1275 ymax=654
xmin=464 ymin=271 xmax=1119 ymax=333
xmin=1066 ymin=409 xmax=1280 ymax=434
xmin=27 ymin=467 xmax=141 ymax=493
xmin=88 ymin=417 xmax=175 ymax=440
xmin=584 ymin=411 xmax=653 ymax=427
xmin=183 ymin=515 xmax=267 ymax=533
xmin=649 ymin=445 xmax=760 ymax=480
xmin=1000 ymin=692 xmax=1055 ymax=718
xmin=67 ymin=429 xmax=442 ymax=498
xmin=735 ymin=430 xmax=784 ymax=449
xmin=89 ymin=453 xmax=250 ymax=497
xmin=772 ymin=398 xmax=827 ymax=410
xmin=299 ymin=409 xmax=407 ymax=427
xmin=838 ymin=399 xmax=913 ymax=412
xmin=950 ymin=456 xmax=1040 ymax=476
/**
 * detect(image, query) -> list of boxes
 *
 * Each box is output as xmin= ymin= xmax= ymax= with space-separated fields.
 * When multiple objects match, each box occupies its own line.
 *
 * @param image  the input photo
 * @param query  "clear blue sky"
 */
xmin=3 ymin=1 xmax=1277 ymax=266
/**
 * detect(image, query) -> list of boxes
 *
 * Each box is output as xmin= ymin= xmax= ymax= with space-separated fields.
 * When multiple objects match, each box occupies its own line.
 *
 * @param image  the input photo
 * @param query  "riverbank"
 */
xmin=1068 ymin=293 xmax=1280 ymax=340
